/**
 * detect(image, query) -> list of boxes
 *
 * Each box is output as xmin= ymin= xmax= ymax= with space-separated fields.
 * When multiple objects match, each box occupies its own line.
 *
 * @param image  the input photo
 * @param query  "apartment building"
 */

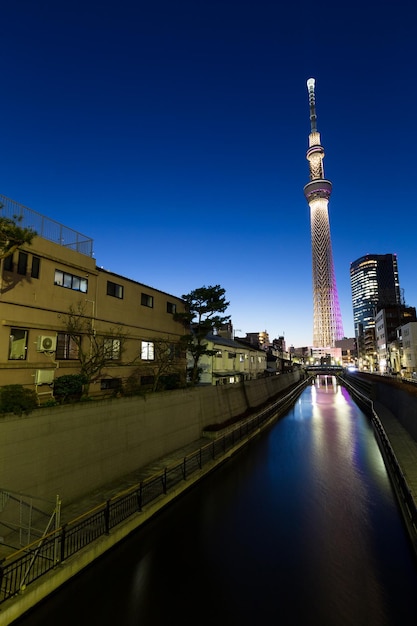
xmin=196 ymin=333 xmax=267 ymax=385
xmin=0 ymin=198 xmax=186 ymax=400
xmin=399 ymin=322 xmax=417 ymax=378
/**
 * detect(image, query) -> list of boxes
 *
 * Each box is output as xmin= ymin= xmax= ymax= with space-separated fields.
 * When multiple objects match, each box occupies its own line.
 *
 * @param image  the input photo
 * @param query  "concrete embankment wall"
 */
xmin=342 ymin=373 xmax=417 ymax=442
xmin=374 ymin=382 xmax=417 ymax=441
xmin=0 ymin=371 xmax=302 ymax=505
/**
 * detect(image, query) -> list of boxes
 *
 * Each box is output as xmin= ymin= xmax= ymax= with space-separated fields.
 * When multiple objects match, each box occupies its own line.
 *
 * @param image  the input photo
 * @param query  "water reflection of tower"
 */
xmin=303 ymin=78 xmax=344 ymax=348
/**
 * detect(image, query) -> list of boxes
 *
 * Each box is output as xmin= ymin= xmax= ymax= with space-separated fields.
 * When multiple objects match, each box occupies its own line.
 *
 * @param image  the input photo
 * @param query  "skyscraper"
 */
xmin=350 ymin=253 xmax=402 ymax=366
xmin=303 ymin=78 xmax=344 ymax=348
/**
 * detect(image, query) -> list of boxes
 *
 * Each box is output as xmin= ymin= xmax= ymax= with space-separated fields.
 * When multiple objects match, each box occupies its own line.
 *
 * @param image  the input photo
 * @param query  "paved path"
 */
xmin=374 ymin=401 xmax=417 ymax=505
xmin=2 ymin=383 xmax=417 ymax=625
xmin=59 ymin=437 xmax=210 ymax=524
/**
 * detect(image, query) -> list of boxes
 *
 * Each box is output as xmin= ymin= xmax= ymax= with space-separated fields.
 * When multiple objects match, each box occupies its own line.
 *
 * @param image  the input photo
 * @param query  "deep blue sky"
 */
xmin=1 ymin=0 xmax=416 ymax=347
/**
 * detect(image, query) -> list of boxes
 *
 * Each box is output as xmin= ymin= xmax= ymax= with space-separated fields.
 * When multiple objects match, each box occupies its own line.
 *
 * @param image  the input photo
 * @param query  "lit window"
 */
xmin=141 ymin=341 xmax=154 ymax=360
xmin=9 ymin=328 xmax=28 ymax=360
xmin=54 ymin=269 xmax=88 ymax=293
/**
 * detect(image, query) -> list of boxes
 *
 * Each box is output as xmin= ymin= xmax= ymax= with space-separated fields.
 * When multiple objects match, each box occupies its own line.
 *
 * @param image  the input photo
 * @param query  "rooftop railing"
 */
xmin=0 ymin=194 xmax=93 ymax=258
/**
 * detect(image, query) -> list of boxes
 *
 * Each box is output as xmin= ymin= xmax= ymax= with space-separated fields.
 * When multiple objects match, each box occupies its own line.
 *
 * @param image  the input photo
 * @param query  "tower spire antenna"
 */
xmin=303 ymin=78 xmax=344 ymax=348
xmin=307 ymin=78 xmax=317 ymax=133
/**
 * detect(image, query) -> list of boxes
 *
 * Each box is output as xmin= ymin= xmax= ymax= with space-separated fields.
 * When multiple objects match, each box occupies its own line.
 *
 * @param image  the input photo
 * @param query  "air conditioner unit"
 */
xmin=37 ymin=335 xmax=57 ymax=352
xmin=35 ymin=369 xmax=55 ymax=384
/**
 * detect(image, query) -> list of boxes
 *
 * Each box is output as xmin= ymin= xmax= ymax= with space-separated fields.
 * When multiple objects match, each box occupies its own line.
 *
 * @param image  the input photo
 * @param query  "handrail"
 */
xmin=339 ymin=375 xmax=417 ymax=554
xmin=0 ymin=378 xmax=308 ymax=604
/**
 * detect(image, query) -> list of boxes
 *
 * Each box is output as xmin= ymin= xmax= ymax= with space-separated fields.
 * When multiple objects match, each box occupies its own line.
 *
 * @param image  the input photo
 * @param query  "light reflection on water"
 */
xmin=15 ymin=377 xmax=417 ymax=626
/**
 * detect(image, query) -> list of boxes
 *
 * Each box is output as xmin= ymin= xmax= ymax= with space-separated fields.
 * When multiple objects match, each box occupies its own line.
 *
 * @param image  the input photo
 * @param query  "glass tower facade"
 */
xmin=350 ymin=254 xmax=401 ymax=365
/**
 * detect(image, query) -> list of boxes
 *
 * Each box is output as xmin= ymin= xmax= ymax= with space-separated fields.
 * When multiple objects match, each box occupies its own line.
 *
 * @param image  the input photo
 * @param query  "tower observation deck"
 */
xmin=303 ymin=78 xmax=344 ymax=348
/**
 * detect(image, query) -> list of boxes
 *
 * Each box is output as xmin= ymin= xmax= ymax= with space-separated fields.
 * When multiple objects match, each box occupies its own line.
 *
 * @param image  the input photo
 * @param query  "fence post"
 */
xmin=104 ymin=500 xmax=111 ymax=534
xmin=0 ymin=559 xmax=4 ymax=601
xmin=60 ymin=525 xmax=67 ymax=563
xmin=137 ymin=484 xmax=143 ymax=512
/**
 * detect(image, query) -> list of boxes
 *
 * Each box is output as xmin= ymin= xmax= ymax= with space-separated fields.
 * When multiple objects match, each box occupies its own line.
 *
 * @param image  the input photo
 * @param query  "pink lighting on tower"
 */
xmin=303 ymin=78 xmax=344 ymax=347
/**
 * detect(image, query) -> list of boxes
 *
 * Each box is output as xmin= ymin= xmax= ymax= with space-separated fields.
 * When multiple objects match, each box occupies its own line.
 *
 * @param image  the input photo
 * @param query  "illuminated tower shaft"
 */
xmin=303 ymin=78 xmax=344 ymax=347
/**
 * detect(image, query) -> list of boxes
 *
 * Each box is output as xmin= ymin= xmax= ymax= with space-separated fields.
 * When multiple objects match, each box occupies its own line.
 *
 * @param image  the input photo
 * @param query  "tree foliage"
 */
xmin=174 ymin=285 xmax=230 ymax=384
xmin=0 ymin=210 xmax=36 ymax=260
xmin=53 ymin=374 xmax=88 ymax=403
xmin=0 ymin=384 xmax=38 ymax=415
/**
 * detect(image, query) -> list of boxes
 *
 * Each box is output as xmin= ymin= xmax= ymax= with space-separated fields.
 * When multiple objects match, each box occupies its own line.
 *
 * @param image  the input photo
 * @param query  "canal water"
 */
xmin=14 ymin=377 xmax=417 ymax=625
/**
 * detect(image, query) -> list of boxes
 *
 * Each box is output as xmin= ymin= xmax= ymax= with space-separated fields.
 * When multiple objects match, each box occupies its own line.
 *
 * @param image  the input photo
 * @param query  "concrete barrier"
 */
xmin=0 ymin=372 xmax=301 ymax=505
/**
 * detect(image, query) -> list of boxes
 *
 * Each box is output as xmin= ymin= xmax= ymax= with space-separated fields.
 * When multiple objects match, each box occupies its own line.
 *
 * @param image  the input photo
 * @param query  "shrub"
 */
xmin=53 ymin=374 xmax=87 ymax=403
xmin=0 ymin=385 xmax=38 ymax=416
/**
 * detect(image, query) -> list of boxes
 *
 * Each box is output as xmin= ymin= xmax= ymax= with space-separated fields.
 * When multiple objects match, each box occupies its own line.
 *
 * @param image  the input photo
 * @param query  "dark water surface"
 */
xmin=15 ymin=378 xmax=417 ymax=625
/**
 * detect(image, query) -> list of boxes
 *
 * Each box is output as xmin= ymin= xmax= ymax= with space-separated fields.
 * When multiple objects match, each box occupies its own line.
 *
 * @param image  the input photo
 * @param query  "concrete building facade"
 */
xmin=0 ymin=198 xmax=186 ymax=400
xmin=194 ymin=333 xmax=267 ymax=385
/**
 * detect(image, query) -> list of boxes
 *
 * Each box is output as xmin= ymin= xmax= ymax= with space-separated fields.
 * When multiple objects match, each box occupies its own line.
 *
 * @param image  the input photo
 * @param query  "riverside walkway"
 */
xmin=1 ymin=381 xmax=310 ymax=625
xmin=2 ymin=375 xmax=417 ymax=625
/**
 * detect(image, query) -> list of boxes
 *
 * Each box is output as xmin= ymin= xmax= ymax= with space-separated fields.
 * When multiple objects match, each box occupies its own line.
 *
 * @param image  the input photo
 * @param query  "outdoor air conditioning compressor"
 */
xmin=37 ymin=335 xmax=57 ymax=352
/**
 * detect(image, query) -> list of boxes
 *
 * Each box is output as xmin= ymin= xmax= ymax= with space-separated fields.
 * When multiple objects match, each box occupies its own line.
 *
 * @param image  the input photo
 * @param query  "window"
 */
xmin=100 ymin=378 xmax=122 ymax=391
xmin=31 ymin=256 xmax=40 ymax=279
xmin=3 ymin=254 xmax=13 ymax=272
xmin=107 ymin=281 xmax=124 ymax=299
xmin=216 ymin=350 xmax=222 ymax=358
xmin=141 ymin=293 xmax=153 ymax=308
xmin=140 ymin=375 xmax=155 ymax=387
xmin=141 ymin=341 xmax=154 ymax=360
xmin=54 ymin=269 xmax=88 ymax=293
xmin=167 ymin=302 xmax=176 ymax=314
xmin=17 ymin=252 xmax=28 ymax=276
xmin=56 ymin=333 xmax=80 ymax=359
xmin=9 ymin=328 xmax=28 ymax=360
xmin=103 ymin=338 xmax=121 ymax=360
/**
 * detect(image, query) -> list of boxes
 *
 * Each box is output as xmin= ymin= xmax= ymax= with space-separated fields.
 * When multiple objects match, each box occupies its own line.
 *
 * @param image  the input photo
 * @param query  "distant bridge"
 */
xmin=305 ymin=365 xmax=344 ymax=374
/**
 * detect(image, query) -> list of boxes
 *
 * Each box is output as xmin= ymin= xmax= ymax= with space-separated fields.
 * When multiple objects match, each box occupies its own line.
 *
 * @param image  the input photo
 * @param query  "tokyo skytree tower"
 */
xmin=303 ymin=78 xmax=344 ymax=347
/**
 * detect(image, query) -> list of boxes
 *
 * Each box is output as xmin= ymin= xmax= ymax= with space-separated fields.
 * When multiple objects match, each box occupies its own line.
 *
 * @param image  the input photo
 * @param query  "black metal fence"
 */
xmin=0 ymin=193 xmax=93 ymax=257
xmin=339 ymin=374 xmax=417 ymax=552
xmin=0 ymin=380 xmax=307 ymax=605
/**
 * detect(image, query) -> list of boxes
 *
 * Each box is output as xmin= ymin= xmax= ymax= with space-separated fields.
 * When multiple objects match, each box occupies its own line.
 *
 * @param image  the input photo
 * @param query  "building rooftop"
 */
xmin=0 ymin=194 xmax=93 ymax=257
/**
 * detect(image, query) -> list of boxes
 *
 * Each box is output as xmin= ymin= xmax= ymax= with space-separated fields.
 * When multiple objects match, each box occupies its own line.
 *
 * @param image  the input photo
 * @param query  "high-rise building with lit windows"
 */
xmin=350 ymin=253 xmax=401 ymax=365
xmin=350 ymin=254 xmax=401 ymax=333
xmin=303 ymin=78 xmax=344 ymax=347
